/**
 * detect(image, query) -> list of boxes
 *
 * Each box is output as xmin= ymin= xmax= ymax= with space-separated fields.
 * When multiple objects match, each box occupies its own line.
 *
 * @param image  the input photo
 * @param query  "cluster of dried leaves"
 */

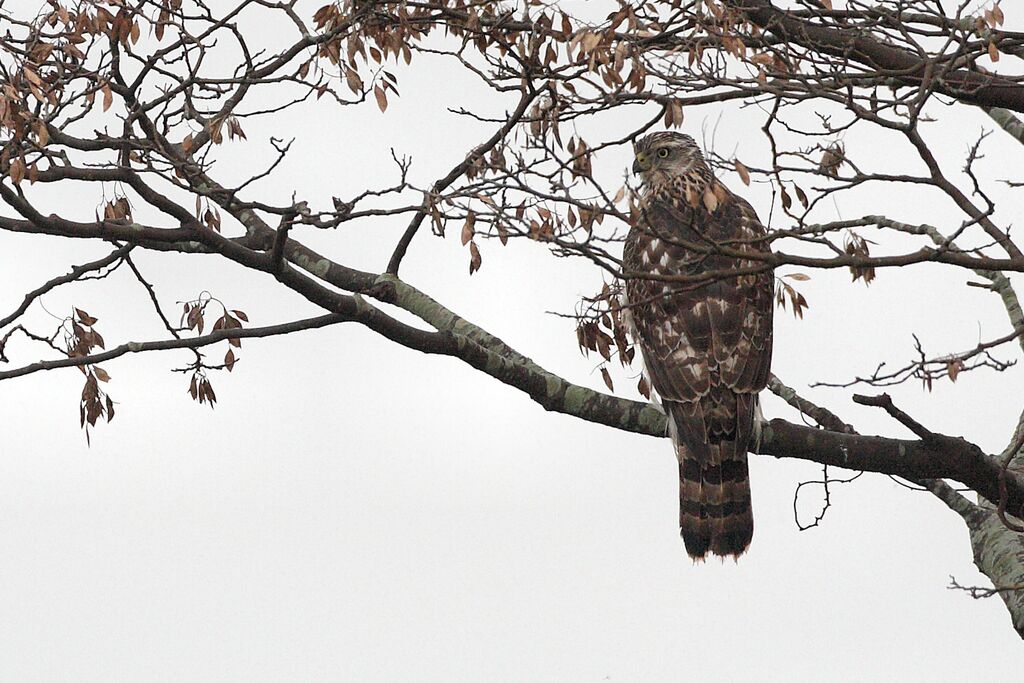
xmin=179 ymin=297 xmax=248 ymax=407
xmin=66 ymin=308 xmax=114 ymax=443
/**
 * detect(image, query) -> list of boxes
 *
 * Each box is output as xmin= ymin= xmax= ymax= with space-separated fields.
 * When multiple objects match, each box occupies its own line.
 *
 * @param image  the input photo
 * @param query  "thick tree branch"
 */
xmin=728 ymin=0 xmax=1024 ymax=113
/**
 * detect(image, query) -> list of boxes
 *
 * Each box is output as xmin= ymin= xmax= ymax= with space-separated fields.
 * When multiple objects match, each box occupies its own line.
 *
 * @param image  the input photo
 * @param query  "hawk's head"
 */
xmin=632 ymin=132 xmax=709 ymax=186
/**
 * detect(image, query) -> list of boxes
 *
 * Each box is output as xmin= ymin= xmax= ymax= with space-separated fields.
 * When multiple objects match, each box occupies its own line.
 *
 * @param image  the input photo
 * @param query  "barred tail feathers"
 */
xmin=668 ymin=399 xmax=755 ymax=560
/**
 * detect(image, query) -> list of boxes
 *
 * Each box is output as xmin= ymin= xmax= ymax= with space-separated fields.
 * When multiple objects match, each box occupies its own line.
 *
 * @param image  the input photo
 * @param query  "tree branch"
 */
xmin=728 ymin=0 xmax=1024 ymax=113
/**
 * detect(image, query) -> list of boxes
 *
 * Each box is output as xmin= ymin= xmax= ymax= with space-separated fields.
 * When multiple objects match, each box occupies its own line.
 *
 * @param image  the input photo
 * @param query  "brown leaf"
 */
xmin=989 ymin=41 xmax=1000 ymax=62
xmin=345 ymin=68 xmax=362 ymax=94
xmin=225 ymin=348 xmax=236 ymax=372
xmin=600 ymin=367 xmax=614 ymax=392
xmin=595 ymin=331 xmax=612 ymax=362
xmin=9 ymin=158 xmax=24 ymax=185
xmin=794 ymin=185 xmax=808 ymax=208
xmin=203 ymin=379 xmax=217 ymax=406
xmin=468 ymin=241 xmax=482 ymax=274
xmin=780 ymin=185 xmax=792 ymax=211
xmin=947 ymin=359 xmax=964 ymax=382
xmin=373 ymin=85 xmax=388 ymax=112
xmin=734 ymin=159 xmax=750 ymax=186
xmin=637 ymin=375 xmax=650 ymax=400
xmin=207 ymin=117 xmax=223 ymax=144
xmin=819 ymin=143 xmax=845 ymax=177
xmin=93 ymin=366 xmax=111 ymax=383
xmin=793 ymin=292 xmax=808 ymax=319
xmin=461 ymin=211 xmax=476 ymax=246
xmin=155 ymin=11 xmax=167 ymax=41
xmin=101 ymin=83 xmax=113 ymax=112
xmin=35 ymin=120 xmax=49 ymax=147
xmin=186 ymin=305 xmax=202 ymax=332
xmin=75 ymin=308 xmax=98 ymax=326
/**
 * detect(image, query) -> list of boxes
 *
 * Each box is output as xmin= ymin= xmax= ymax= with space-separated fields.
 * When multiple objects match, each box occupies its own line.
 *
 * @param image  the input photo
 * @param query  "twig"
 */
xmin=0 ymin=314 xmax=348 ymax=381
xmin=852 ymin=393 xmax=937 ymax=441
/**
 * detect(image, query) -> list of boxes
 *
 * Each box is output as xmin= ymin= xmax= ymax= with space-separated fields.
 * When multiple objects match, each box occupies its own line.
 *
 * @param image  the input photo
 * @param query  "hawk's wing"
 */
xmin=625 ymin=192 xmax=773 ymax=409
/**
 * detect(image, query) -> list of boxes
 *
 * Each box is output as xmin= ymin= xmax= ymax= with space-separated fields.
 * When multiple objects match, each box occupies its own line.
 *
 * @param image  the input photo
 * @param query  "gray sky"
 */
xmin=1 ymin=1 xmax=1023 ymax=679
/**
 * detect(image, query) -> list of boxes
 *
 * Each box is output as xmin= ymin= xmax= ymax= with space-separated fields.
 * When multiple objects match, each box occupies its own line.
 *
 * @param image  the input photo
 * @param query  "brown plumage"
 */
xmin=623 ymin=132 xmax=773 ymax=559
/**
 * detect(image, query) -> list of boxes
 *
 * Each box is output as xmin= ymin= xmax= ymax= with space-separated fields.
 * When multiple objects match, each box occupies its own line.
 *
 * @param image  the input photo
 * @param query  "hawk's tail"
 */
xmin=677 ymin=439 xmax=754 ymax=560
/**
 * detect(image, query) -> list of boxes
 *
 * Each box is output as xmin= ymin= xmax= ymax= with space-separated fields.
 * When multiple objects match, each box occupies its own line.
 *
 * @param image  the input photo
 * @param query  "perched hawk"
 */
xmin=624 ymin=132 xmax=773 ymax=559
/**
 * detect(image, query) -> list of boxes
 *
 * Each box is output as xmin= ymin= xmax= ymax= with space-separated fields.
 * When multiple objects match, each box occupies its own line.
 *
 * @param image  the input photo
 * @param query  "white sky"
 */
xmin=1 ymin=1 xmax=1023 ymax=679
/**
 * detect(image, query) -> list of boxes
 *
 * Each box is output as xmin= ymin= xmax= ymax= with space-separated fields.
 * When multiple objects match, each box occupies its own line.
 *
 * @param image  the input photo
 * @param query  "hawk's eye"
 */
xmin=657 ymin=148 xmax=670 ymax=158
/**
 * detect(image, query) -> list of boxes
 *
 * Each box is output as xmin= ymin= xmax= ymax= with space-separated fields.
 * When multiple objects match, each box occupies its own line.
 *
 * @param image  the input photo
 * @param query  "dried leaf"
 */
xmin=373 ymin=85 xmax=388 ymax=112
xmin=35 ymin=120 xmax=49 ymax=147
xmin=947 ymin=359 xmax=964 ymax=382
xmin=469 ymin=241 xmax=482 ymax=274
xmin=819 ymin=143 xmax=845 ymax=177
xmin=345 ymin=68 xmax=362 ymax=94
xmin=203 ymin=379 xmax=217 ymax=406
xmin=780 ymin=185 xmax=792 ymax=211
xmin=637 ymin=375 xmax=650 ymax=400
xmin=795 ymin=185 xmax=808 ymax=208
xmin=600 ymin=367 xmax=614 ymax=392
xmin=734 ymin=159 xmax=751 ymax=186
xmin=155 ymin=11 xmax=167 ymax=41
xmin=9 ymin=157 xmax=24 ymax=185
xmin=75 ymin=308 xmax=98 ymax=326
xmin=461 ymin=211 xmax=476 ymax=246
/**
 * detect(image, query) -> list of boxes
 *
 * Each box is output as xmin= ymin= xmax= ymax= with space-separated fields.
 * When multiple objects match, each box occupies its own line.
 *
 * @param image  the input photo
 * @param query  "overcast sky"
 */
xmin=1 ymin=1 xmax=1023 ymax=680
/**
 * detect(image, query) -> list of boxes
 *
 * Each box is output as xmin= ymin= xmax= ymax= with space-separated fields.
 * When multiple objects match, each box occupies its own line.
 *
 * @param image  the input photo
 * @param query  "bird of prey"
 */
xmin=624 ymin=132 xmax=773 ymax=559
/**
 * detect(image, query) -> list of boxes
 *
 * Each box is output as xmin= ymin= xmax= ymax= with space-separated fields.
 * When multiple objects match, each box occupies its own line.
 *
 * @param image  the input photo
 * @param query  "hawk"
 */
xmin=624 ymin=132 xmax=773 ymax=559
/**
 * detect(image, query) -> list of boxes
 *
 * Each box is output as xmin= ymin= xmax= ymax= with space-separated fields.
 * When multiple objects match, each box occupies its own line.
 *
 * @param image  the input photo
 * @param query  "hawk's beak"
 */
xmin=632 ymin=152 xmax=649 ymax=174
